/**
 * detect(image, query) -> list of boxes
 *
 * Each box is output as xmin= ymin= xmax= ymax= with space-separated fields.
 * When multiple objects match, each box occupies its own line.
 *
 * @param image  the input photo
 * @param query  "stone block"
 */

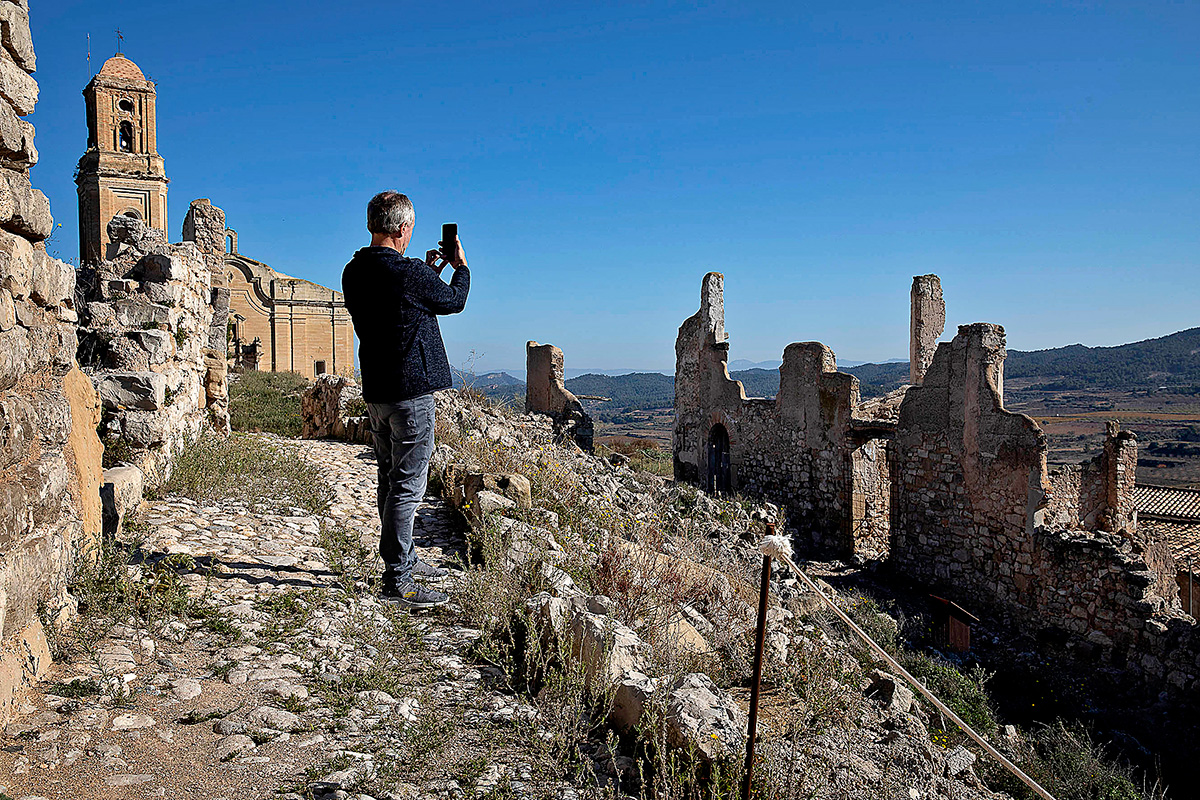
xmin=0 ymin=287 xmax=14 ymax=330
xmin=610 ymin=669 xmax=658 ymax=733
xmin=96 ymin=371 xmax=167 ymax=411
xmin=567 ymin=607 xmax=650 ymax=689
xmin=0 ymin=392 xmax=33 ymax=470
xmin=101 ymin=465 xmax=144 ymax=538
xmin=0 ymin=169 xmax=50 ymax=240
xmin=0 ymin=50 xmax=36 ymax=115
xmin=866 ymin=669 xmax=914 ymax=714
xmin=132 ymin=252 xmax=186 ymax=283
xmin=29 ymin=252 xmax=72 ymax=308
xmin=129 ymin=329 xmax=172 ymax=364
xmin=0 ymin=324 xmax=28 ymax=390
xmin=0 ymin=99 xmax=34 ymax=169
xmin=0 ymin=226 xmax=33 ymax=298
xmin=25 ymin=451 xmax=69 ymax=524
xmin=64 ymin=366 xmax=104 ymax=540
xmin=0 ymin=478 xmax=28 ymax=544
xmin=0 ymin=4 xmax=34 ymax=71
xmin=111 ymin=298 xmax=170 ymax=329
xmin=121 ymin=410 xmax=169 ymax=448
xmin=664 ymin=673 xmax=746 ymax=764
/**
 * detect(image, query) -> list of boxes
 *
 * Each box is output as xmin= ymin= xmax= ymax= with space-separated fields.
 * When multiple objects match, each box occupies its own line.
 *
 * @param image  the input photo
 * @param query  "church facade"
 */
xmin=76 ymin=54 xmax=354 ymax=380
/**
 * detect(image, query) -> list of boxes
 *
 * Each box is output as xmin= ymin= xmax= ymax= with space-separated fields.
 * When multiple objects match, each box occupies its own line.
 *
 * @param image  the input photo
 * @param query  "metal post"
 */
xmin=742 ymin=550 xmax=772 ymax=800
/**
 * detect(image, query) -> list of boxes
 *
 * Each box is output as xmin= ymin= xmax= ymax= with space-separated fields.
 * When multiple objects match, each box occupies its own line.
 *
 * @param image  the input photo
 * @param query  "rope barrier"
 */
xmin=758 ymin=535 xmax=1057 ymax=800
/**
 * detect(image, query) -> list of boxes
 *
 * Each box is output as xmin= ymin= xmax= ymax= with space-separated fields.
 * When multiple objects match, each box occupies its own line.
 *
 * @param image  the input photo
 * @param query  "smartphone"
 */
xmin=440 ymin=223 xmax=458 ymax=262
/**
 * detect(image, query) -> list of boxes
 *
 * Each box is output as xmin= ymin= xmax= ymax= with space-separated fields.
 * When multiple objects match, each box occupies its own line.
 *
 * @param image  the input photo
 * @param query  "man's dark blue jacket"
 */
xmin=342 ymin=246 xmax=470 ymax=403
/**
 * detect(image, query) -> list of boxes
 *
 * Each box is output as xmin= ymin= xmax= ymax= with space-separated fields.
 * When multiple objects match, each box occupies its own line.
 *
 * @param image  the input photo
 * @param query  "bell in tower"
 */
xmin=75 ymin=52 xmax=169 ymax=265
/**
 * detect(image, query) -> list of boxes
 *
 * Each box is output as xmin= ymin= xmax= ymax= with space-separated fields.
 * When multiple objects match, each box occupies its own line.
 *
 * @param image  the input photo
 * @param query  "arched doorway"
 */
xmin=707 ymin=424 xmax=731 ymax=494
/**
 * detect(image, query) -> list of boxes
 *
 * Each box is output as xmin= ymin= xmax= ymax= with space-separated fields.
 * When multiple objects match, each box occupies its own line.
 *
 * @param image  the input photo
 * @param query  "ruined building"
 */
xmin=75 ymin=54 xmax=354 ymax=382
xmin=675 ymin=272 xmax=1200 ymax=702
xmin=0 ymin=1 xmax=105 ymax=721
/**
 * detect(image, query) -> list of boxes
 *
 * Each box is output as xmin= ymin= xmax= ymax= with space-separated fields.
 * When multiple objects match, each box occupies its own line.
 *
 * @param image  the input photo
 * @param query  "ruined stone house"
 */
xmin=75 ymin=54 xmax=354 ymax=382
xmin=675 ymin=271 xmax=1200 ymax=701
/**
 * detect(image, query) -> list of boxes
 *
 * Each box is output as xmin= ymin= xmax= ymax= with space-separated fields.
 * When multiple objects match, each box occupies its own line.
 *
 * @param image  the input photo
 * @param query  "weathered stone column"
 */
xmin=526 ymin=341 xmax=593 ymax=451
xmin=182 ymin=199 xmax=231 ymax=432
xmin=909 ymin=275 xmax=945 ymax=386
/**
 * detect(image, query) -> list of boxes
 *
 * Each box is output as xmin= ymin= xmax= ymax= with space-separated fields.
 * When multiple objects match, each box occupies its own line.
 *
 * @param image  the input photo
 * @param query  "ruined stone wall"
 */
xmin=850 ymin=437 xmax=891 ymax=559
xmin=890 ymin=323 xmax=1199 ymax=699
xmin=0 ymin=0 xmax=105 ymax=721
xmin=300 ymin=374 xmax=372 ymax=445
xmin=181 ymin=199 xmax=230 ymax=432
xmin=525 ymin=341 xmax=593 ymax=451
xmin=674 ymin=273 xmax=873 ymax=552
xmin=77 ymin=216 xmax=222 ymax=482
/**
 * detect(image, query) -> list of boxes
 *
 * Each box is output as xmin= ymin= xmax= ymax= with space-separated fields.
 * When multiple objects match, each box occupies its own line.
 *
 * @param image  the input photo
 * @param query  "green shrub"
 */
xmin=228 ymin=370 xmax=309 ymax=436
xmin=901 ymin=651 xmax=998 ymax=741
xmin=986 ymin=720 xmax=1154 ymax=800
xmin=162 ymin=432 xmax=332 ymax=515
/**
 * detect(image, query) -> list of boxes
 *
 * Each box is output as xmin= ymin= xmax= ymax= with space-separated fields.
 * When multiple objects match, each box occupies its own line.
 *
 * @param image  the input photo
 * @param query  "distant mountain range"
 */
xmin=847 ymin=327 xmax=1200 ymax=396
xmin=455 ymin=328 xmax=1200 ymax=408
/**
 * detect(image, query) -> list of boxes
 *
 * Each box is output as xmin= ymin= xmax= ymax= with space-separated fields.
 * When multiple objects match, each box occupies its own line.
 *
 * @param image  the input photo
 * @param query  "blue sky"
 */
xmin=30 ymin=1 xmax=1200 ymax=373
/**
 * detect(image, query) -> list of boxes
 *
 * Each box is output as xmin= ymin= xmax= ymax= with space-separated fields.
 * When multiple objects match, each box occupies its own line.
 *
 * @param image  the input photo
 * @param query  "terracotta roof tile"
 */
xmin=97 ymin=55 xmax=146 ymax=83
xmin=1135 ymin=484 xmax=1200 ymax=522
xmin=1140 ymin=519 xmax=1200 ymax=565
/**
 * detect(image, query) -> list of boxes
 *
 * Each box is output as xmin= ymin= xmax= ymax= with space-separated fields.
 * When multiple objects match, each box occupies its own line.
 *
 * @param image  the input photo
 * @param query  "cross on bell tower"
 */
xmin=75 ymin=51 xmax=168 ymax=264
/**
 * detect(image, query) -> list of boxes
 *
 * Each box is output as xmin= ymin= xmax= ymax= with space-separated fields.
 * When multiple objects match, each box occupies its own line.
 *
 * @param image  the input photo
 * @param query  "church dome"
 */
xmin=97 ymin=55 xmax=146 ymax=82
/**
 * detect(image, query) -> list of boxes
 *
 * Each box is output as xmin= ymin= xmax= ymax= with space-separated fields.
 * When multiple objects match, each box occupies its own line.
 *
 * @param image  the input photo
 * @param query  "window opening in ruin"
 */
xmin=314 ymin=360 xmax=327 ymax=376
xmin=118 ymin=98 xmax=135 ymax=113
xmin=226 ymin=234 xmax=234 ymax=254
xmin=707 ymin=424 xmax=732 ymax=494
xmin=118 ymin=121 xmax=134 ymax=152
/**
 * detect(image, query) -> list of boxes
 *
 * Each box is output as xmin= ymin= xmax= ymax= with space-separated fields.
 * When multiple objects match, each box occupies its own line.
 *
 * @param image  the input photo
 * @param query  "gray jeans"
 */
xmin=367 ymin=393 xmax=435 ymax=585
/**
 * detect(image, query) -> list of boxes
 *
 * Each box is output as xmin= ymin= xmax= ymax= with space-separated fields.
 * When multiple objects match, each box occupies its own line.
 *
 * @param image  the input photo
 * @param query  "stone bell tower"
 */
xmin=76 ymin=53 xmax=169 ymax=265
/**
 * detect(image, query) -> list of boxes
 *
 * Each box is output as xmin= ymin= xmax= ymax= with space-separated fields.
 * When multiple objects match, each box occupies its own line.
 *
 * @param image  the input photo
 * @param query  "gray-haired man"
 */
xmin=342 ymin=191 xmax=470 ymax=607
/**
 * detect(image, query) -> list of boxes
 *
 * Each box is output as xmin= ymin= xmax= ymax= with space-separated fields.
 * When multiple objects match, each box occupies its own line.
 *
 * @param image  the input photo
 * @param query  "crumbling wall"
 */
xmin=892 ymin=323 xmax=1053 ymax=599
xmin=300 ymin=374 xmax=372 ymax=444
xmin=909 ymin=275 xmax=945 ymax=386
xmin=673 ymin=273 xmax=868 ymax=553
xmin=181 ymin=198 xmax=230 ymax=431
xmin=0 ymin=1 xmax=105 ymax=722
xmin=77 ymin=216 xmax=222 ymax=481
xmin=525 ymin=341 xmax=593 ymax=451
xmin=1047 ymin=422 xmax=1139 ymax=534
xmin=890 ymin=324 xmax=1198 ymax=698
xmin=850 ymin=437 xmax=891 ymax=559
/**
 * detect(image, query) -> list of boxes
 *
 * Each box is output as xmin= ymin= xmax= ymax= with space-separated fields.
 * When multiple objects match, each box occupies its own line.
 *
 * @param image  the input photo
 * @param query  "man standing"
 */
xmin=342 ymin=191 xmax=470 ymax=607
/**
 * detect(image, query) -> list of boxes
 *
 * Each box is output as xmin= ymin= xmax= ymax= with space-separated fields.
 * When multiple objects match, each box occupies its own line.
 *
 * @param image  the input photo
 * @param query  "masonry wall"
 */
xmin=0 ymin=0 xmax=105 ymax=722
xmin=890 ymin=323 xmax=1199 ymax=700
xmin=77 ymin=216 xmax=222 ymax=482
xmin=674 ymin=273 xmax=881 ymax=552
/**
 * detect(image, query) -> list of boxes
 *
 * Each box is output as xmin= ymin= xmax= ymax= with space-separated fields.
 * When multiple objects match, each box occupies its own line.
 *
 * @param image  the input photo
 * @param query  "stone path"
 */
xmin=0 ymin=437 xmax=535 ymax=800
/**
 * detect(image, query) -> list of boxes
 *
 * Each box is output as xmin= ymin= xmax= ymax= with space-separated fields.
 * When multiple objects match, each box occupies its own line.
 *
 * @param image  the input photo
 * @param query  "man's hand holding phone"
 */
xmin=427 ymin=222 xmax=467 ymax=275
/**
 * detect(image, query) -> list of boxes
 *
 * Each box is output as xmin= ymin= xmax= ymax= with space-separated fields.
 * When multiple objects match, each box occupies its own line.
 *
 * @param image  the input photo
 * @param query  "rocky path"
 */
xmin=0 ymin=437 xmax=530 ymax=800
